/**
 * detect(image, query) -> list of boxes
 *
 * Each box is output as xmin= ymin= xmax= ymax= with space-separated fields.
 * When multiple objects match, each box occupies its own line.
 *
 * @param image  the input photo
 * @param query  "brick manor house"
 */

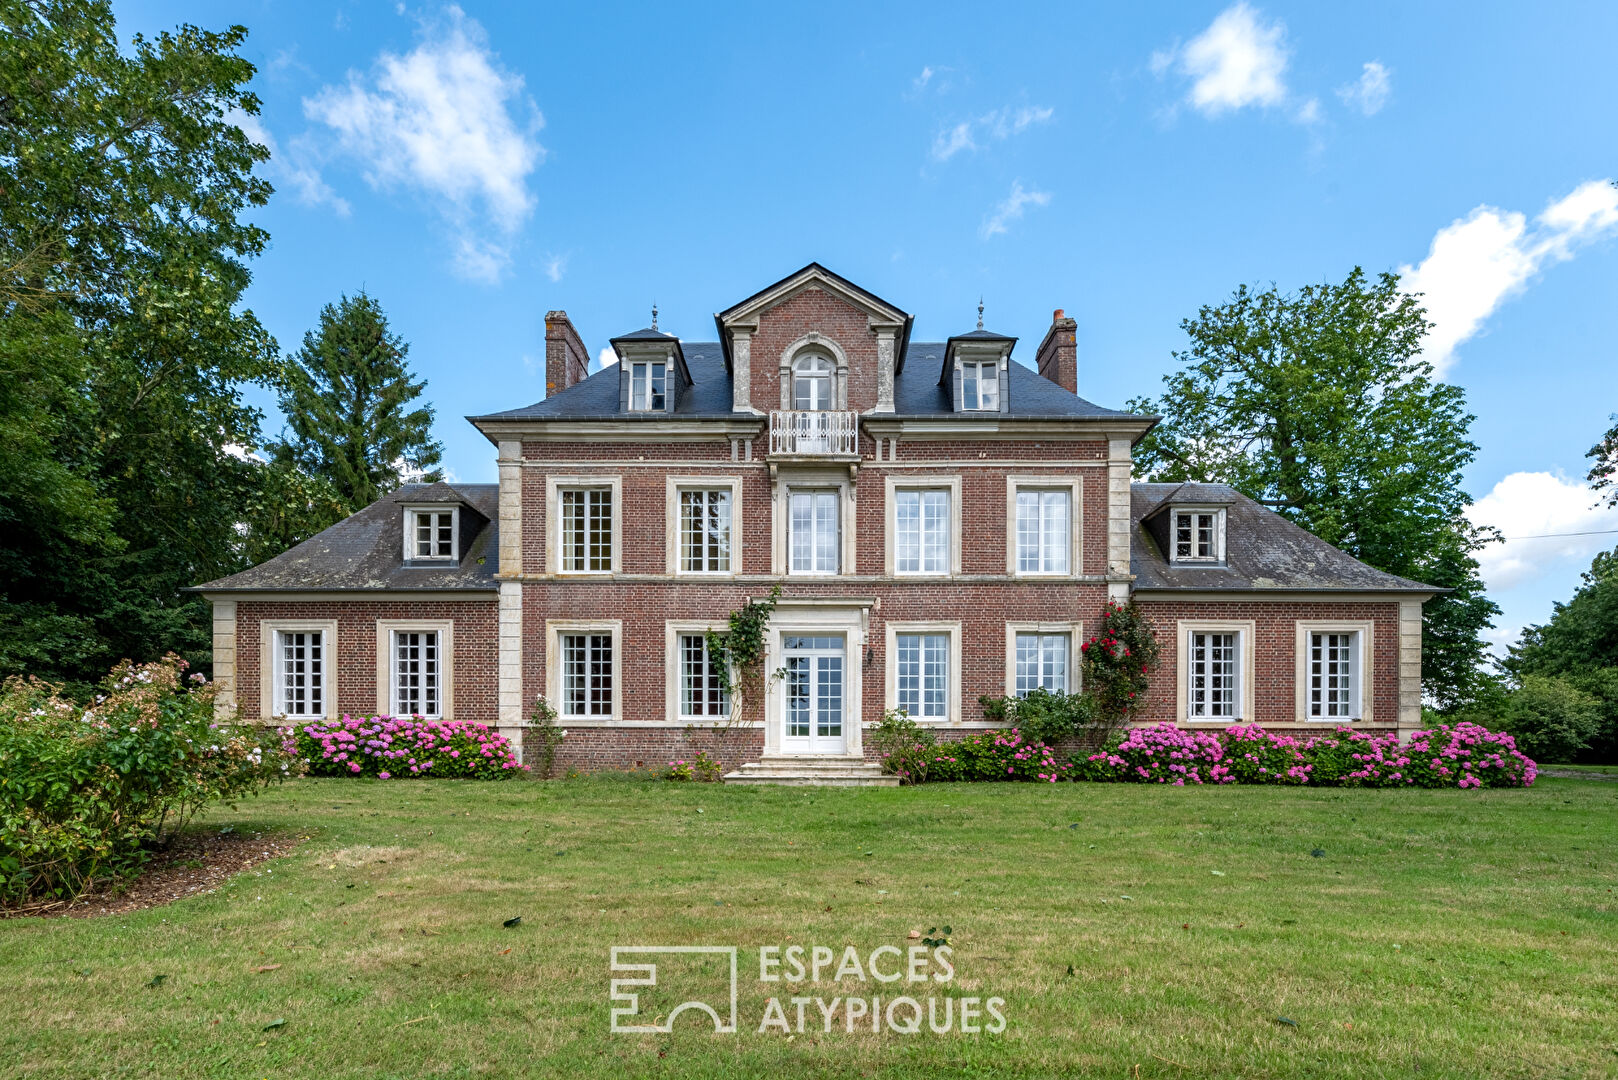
xmin=198 ymin=264 xmax=1434 ymax=782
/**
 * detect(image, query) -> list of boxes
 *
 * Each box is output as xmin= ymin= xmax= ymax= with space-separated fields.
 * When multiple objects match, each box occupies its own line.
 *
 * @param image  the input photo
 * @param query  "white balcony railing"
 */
xmin=769 ymin=410 xmax=859 ymax=457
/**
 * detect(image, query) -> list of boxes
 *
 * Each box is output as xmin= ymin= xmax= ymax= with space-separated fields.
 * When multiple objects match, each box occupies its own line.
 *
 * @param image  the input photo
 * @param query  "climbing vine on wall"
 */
xmin=704 ymin=585 xmax=782 ymax=728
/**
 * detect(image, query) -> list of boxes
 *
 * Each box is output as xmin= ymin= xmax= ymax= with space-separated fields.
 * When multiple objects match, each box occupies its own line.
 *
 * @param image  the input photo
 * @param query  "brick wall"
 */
xmin=749 ymin=287 xmax=882 ymax=412
xmin=1133 ymin=598 xmax=1403 ymax=730
xmin=234 ymin=599 xmax=498 ymax=723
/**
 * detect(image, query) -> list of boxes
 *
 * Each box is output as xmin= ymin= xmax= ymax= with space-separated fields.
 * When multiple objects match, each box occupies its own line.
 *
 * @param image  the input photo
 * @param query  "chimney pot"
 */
xmin=1053 ymin=308 xmax=1064 ymax=321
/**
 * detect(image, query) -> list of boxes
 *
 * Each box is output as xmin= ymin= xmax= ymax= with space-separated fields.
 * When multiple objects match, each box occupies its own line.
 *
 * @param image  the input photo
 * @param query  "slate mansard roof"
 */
xmin=195 ymin=483 xmax=499 ymax=593
xmin=1129 ymin=483 xmax=1435 ymax=594
xmin=468 ymin=343 xmax=1143 ymax=424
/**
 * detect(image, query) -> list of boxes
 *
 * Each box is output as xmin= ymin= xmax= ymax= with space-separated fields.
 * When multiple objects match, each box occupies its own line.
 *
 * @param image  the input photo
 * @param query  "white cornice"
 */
xmin=718 ymin=268 xmax=908 ymax=328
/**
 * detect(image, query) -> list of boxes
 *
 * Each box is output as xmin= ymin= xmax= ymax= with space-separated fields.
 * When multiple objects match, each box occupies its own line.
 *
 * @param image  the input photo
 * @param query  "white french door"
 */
xmin=781 ymin=634 xmax=846 ymax=754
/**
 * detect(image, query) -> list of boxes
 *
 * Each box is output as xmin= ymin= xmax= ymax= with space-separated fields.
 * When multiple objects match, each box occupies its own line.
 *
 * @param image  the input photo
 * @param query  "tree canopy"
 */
xmin=1128 ymin=268 xmax=1499 ymax=708
xmin=1589 ymin=414 xmax=1618 ymax=508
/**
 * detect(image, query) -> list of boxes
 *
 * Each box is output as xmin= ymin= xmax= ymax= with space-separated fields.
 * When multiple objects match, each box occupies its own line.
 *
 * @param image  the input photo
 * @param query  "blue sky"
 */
xmin=120 ymin=0 xmax=1618 ymax=653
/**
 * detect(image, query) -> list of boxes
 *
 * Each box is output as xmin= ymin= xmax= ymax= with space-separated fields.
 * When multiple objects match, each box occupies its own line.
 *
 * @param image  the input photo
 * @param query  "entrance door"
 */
xmin=782 ymin=635 xmax=846 ymax=754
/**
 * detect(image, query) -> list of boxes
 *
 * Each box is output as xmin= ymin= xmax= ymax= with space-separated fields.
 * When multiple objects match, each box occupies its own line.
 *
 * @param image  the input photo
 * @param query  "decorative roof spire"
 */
xmin=976 ymin=297 xmax=984 ymax=331
xmin=651 ymin=303 xmax=659 ymax=331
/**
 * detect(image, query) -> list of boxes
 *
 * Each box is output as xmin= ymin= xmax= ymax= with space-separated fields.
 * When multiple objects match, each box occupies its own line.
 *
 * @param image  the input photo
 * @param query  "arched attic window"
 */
xmin=791 ymin=351 xmax=835 ymax=411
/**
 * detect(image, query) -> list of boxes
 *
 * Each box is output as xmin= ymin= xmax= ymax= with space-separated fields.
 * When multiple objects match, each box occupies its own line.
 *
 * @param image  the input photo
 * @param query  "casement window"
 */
xmin=894 ymin=488 xmax=950 ymax=575
xmin=679 ymin=489 xmax=732 ymax=573
xmin=1307 ymin=631 xmax=1361 ymax=719
xmin=1188 ymin=631 xmax=1240 ymax=719
xmin=895 ymin=632 xmax=949 ymax=719
xmin=560 ymin=632 xmax=614 ymax=719
xmin=678 ymin=633 xmax=730 ymax=719
xmin=1014 ymin=632 xmax=1070 ymax=696
xmin=391 ymin=630 xmax=440 ymax=718
xmin=628 ymin=361 xmax=666 ymax=411
xmin=1015 ymin=489 xmax=1071 ymax=574
xmin=406 ymin=508 xmax=456 ymax=561
xmin=274 ymin=630 xmax=325 ymax=717
xmin=789 ymin=489 xmax=840 ymax=574
xmin=1172 ymin=508 xmax=1224 ymax=562
xmin=560 ymin=487 xmax=613 ymax=572
xmin=961 ymin=361 xmax=999 ymax=411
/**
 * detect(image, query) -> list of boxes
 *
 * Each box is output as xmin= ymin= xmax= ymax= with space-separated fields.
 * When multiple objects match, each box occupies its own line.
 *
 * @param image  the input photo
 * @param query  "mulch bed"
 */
xmin=1 ymin=827 xmax=301 ymax=920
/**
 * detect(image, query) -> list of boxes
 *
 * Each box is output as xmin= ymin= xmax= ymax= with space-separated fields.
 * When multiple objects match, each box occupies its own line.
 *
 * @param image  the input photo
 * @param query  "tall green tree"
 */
xmin=0 ymin=0 xmax=281 ymax=690
xmin=270 ymin=292 xmax=442 ymax=513
xmin=1508 ymin=548 xmax=1618 ymax=676
xmin=1128 ymin=268 xmax=1499 ymax=709
xmin=1589 ymin=413 xmax=1618 ymax=507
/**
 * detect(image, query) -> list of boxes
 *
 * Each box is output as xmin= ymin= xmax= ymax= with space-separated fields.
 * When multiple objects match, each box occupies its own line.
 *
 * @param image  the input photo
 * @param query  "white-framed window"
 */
xmin=894 ymin=488 xmax=950 ymax=575
xmin=560 ymin=632 xmax=614 ymax=719
xmin=391 ymin=630 xmax=440 ymax=718
xmin=961 ymin=361 xmax=999 ymax=411
xmin=274 ymin=630 xmax=325 ymax=717
xmin=895 ymin=632 xmax=949 ymax=718
xmin=789 ymin=489 xmax=840 ymax=574
xmin=1015 ymin=489 xmax=1071 ymax=574
xmin=1014 ymin=632 xmax=1070 ymax=696
xmin=629 ymin=361 xmax=666 ymax=411
xmin=1188 ymin=631 xmax=1239 ymax=719
xmin=405 ymin=507 xmax=457 ymax=561
xmin=678 ymin=633 xmax=730 ymax=719
xmin=679 ymin=489 xmax=732 ymax=573
xmin=560 ymin=486 xmax=613 ymax=572
xmin=792 ymin=352 xmax=835 ymax=411
xmin=1172 ymin=508 xmax=1225 ymax=562
xmin=1307 ymin=630 xmax=1361 ymax=719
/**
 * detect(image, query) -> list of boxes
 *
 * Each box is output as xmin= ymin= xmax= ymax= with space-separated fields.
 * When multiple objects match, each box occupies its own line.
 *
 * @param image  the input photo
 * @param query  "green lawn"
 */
xmin=3 ymin=775 xmax=1616 ymax=1079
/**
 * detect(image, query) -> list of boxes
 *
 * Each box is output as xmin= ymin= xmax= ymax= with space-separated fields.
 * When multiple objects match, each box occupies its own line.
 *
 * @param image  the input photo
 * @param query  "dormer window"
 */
xmin=628 ymin=361 xmax=666 ymax=411
xmin=406 ymin=507 xmax=458 ymax=562
xmin=1172 ymin=508 xmax=1225 ymax=563
xmin=792 ymin=353 xmax=834 ymax=411
xmin=961 ymin=360 xmax=1000 ymax=410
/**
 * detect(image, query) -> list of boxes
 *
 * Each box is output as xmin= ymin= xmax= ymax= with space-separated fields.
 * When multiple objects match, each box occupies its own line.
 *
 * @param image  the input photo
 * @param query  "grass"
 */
xmin=3 ymin=775 xmax=1617 ymax=1079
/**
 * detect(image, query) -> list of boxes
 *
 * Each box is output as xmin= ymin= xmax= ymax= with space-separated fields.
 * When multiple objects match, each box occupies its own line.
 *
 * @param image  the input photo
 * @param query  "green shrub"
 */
xmin=0 ymin=655 xmax=295 ymax=904
xmin=926 ymin=729 xmax=1071 ymax=783
xmin=870 ymin=708 xmax=937 ymax=784
xmin=1565 ymin=668 xmax=1618 ymax=764
xmin=979 ymin=689 xmax=1097 ymax=747
xmin=1501 ymin=674 xmax=1602 ymax=763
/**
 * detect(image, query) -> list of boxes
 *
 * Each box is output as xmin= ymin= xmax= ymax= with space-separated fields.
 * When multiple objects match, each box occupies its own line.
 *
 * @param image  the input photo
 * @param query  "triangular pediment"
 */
xmin=716 ymin=262 xmax=910 ymax=329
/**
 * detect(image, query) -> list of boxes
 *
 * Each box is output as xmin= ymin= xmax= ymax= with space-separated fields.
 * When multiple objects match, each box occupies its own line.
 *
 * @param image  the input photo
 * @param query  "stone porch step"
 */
xmin=723 ymin=755 xmax=899 ymax=787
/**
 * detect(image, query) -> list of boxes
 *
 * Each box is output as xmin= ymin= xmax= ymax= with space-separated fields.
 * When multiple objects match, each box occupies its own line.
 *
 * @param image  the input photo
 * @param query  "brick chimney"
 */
xmin=544 ymin=310 xmax=590 ymax=398
xmin=1035 ymin=308 xmax=1078 ymax=394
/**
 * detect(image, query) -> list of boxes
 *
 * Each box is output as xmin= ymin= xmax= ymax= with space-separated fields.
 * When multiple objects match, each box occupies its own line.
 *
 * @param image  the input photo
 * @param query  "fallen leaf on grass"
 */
xmin=503 ymin=916 xmax=523 ymax=928
xmin=908 ymin=930 xmax=920 ymax=939
xmin=263 ymin=1018 xmax=286 ymax=1032
xmin=145 ymin=974 xmax=167 ymax=988
xmin=252 ymin=964 xmax=281 ymax=974
xmin=1276 ymin=1016 xmax=1298 ymax=1028
xmin=497 ymin=948 xmax=511 ymax=956
xmin=1210 ymin=870 xmax=1226 ymax=877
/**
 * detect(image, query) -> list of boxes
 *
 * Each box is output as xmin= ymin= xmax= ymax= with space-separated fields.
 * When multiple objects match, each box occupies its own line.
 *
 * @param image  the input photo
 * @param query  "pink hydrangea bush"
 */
xmin=1076 ymin=721 xmax=1534 ymax=788
xmin=294 ymin=715 xmax=527 ymax=780
xmin=925 ymin=729 xmax=1073 ymax=783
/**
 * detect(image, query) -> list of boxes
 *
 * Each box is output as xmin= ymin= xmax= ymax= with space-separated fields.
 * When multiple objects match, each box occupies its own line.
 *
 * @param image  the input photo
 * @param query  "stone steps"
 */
xmin=722 ymin=755 xmax=899 ymax=787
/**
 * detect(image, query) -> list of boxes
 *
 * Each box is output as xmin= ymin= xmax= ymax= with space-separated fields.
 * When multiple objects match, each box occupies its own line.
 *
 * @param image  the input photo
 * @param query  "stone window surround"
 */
xmin=546 ymin=474 xmax=623 ymax=576
xmin=546 ymin=618 xmax=623 ymax=723
xmin=883 ymin=619 xmax=964 ymax=724
xmin=1003 ymin=621 xmax=1085 ymax=699
xmin=374 ymin=618 xmax=455 ymax=719
xmin=258 ymin=618 xmax=339 ymax=721
xmin=1176 ymin=619 xmax=1257 ymax=723
xmin=664 ymin=619 xmax=733 ymax=725
xmin=778 ymin=332 xmax=849 ymax=412
xmin=664 ymin=475 xmax=744 ymax=578
xmin=1005 ymin=475 xmax=1085 ymax=578
xmin=401 ymin=505 xmax=459 ymax=564
xmin=883 ymin=474 xmax=964 ymax=577
xmin=771 ymin=468 xmax=857 ymax=578
xmin=1293 ymin=619 xmax=1375 ymax=723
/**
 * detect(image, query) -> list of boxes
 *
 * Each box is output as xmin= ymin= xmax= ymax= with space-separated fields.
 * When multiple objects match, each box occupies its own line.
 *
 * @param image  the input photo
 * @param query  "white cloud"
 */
xmin=930 ymin=104 xmax=1053 ymax=161
xmin=1399 ymin=179 xmax=1618 ymax=377
xmin=981 ymin=181 xmax=1050 ymax=239
xmin=1294 ymin=97 xmax=1322 ymax=125
xmin=1337 ymin=60 xmax=1391 ymax=116
xmin=230 ymin=110 xmax=350 ymax=216
xmin=1164 ymin=3 xmax=1290 ymax=116
xmin=542 ymin=253 xmax=567 ymax=283
xmin=1468 ymin=471 xmax=1618 ymax=592
xmin=304 ymin=6 xmax=544 ymax=281
xmin=597 ymin=346 xmax=618 ymax=370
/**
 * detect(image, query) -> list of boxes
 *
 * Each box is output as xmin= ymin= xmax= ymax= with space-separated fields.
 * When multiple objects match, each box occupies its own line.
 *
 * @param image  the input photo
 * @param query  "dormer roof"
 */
xmin=939 ymin=328 xmax=1017 ymax=386
xmin=609 ymin=325 xmax=691 ymax=384
xmin=714 ymin=262 xmax=913 ymax=373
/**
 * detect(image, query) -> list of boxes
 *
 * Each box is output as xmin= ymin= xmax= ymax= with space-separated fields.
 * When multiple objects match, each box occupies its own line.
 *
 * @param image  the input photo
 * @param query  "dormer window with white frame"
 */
xmin=1172 ymin=508 xmax=1225 ymax=563
xmin=628 ymin=361 xmax=666 ymax=411
xmin=960 ymin=360 xmax=1000 ymax=411
xmin=405 ymin=507 xmax=458 ymax=562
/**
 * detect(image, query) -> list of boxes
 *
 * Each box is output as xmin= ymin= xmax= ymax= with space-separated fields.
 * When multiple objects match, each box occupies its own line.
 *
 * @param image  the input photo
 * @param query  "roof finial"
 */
xmin=651 ymin=303 xmax=659 ymax=331
xmin=976 ymin=297 xmax=984 ymax=331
